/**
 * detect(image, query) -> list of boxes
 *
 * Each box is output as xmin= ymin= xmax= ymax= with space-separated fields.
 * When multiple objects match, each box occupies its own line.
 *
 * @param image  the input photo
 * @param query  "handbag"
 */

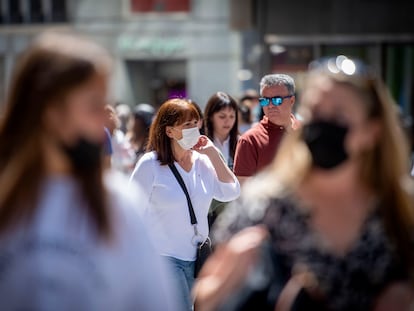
xmin=168 ymin=163 xmax=212 ymax=278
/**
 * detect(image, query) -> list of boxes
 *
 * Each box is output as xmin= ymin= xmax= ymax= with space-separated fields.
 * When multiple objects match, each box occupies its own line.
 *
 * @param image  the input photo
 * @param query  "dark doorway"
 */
xmin=126 ymin=60 xmax=187 ymax=108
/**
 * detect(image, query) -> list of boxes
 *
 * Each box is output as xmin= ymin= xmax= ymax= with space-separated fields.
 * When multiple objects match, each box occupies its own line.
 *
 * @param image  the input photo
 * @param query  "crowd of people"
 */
xmin=0 ymin=31 xmax=413 ymax=311
xmin=104 ymin=92 xmax=256 ymax=177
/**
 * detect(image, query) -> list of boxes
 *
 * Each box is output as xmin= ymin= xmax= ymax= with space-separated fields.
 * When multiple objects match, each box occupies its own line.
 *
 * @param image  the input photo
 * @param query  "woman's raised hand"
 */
xmin=192 ymin=136 xmax=217 ymax=155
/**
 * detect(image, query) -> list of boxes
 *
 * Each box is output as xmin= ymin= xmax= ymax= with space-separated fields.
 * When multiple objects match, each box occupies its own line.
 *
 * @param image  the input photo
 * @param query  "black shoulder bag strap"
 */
xmin=168 ymin=164 xmax=199 ymax=237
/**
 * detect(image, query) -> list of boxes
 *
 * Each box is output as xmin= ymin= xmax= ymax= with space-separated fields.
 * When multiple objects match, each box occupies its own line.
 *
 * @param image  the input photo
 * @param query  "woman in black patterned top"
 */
xmin=193 ymin=57 xmax=414 ymax=311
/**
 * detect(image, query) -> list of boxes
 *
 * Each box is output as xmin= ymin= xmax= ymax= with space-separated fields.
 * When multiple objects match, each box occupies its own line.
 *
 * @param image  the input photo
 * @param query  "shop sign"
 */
xmin=118 ymin=35 xmax=186 ymax=57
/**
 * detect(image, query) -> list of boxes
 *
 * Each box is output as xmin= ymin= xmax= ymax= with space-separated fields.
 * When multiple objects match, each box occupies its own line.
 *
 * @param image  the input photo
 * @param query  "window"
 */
xmin=50 ymin=0 xmax=67 ymax=22
xmin=129 ymin=0 xmax=190 ymax=13
xmin=9 ymin=0 xmax=23 ymax=24
xmin=384 ymin=44 xmax=414 ymax=115
xmin=29 ymin=0 xmax=44 ymax=23
xmin=0 ymin=0 xmax=67 ymax=25
xmin=126 ymin=60 xmax=187 ymax=107
xmin=271 ymin=45 xmax=313 ymax=72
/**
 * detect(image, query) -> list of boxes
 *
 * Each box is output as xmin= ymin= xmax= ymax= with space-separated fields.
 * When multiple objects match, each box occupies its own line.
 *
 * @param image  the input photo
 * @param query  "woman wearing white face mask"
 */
xmin=129 ymin=98 xmax=240 ymax=311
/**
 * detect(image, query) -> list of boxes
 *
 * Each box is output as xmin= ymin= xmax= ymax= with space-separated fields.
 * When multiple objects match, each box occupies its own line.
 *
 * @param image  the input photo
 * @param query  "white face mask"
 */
xmin=175 ymin=127 xmax=200 ymax=150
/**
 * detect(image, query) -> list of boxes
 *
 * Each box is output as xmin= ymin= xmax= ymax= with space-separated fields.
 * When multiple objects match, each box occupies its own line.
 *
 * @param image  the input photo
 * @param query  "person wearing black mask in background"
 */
xmin=0 ymin=32 xmax=179 ymax=311
xmin=194 ymin=57 xmax=414 ymax=311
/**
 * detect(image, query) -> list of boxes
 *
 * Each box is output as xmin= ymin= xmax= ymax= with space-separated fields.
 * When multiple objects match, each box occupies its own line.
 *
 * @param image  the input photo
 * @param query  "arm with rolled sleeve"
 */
xmin=202 ymin=154 xmax=240 ymax=202
xmin=213 ymin=178 xmax=240 ymax=202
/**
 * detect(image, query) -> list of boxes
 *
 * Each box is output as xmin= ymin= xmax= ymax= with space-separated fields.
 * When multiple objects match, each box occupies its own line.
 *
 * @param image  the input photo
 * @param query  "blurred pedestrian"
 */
xmin=189 ymin=99 xmax=205 ymax=135
xmin=126 ymin=103 xmax=155 ymax=165
xmin=103 ymin=126 xmax=113 ymax=168
xmin=204 ymin=92 xmax=239 ymax=169
xmin=233 ymin=74 xmax=300 ymax=185
xmin=194 ymin=57 xmax=414 ymax=311
xmin=240 ymin=89 xmax=260 ymax=123
xmin=238 ymin=100 xmax=252 ymax=134
xmin=104 ymin=104 xmax=136 ymax=174
xmin=104 ymin=104 xmax=121 ymax=139
xmin=115 ymin=103 xmax=131 ymax=134
xmin=130 ymin=98 xmax=240 ymax=311
xmin=0 ymin=32 xmax=178 ymax=311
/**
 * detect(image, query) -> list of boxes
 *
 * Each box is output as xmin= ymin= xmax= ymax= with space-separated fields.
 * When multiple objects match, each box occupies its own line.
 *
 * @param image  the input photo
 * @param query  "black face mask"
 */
xmin=302 ymin=120 xmax=349 ymax=170
xmin=61 ymin=137 xmax=102 ymax=171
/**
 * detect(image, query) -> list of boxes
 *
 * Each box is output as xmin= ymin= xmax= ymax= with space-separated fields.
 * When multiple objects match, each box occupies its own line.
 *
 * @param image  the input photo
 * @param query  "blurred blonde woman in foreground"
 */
xmin=0 ymin=32 xmax=178 ymax=310
xmin=194 ymin=57 xmax=414 ymax=311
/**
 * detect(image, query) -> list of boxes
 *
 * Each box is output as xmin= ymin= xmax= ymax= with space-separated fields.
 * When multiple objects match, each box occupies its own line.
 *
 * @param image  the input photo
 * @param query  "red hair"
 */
xmin=147 ymin=98 xmax=200 ymax=165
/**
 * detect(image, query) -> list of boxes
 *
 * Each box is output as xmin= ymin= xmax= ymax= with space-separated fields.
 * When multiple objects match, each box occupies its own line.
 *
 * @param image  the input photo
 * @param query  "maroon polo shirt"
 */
xmin=233 ymin=117 xmax=286 ymax=177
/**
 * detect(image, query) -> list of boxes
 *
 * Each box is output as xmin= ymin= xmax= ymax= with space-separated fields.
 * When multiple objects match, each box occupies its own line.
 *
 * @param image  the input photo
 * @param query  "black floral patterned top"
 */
xmin=213 ymin=192 xmax=407 ymax=310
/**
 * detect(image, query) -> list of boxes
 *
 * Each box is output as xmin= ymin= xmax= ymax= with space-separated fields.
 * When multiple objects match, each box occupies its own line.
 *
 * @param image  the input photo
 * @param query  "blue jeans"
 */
xmin=163 ymin=256 xmax=195 ymax=311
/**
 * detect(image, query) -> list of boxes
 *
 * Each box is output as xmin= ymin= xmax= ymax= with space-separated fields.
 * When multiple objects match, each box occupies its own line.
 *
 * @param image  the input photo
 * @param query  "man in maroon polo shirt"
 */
xmin=233 ymin=74 xmax=299 ymax=184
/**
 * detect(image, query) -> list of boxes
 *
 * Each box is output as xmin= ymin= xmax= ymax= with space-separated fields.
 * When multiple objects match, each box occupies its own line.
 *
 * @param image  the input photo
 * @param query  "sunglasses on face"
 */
xmin=259 ymin=95 xmax=294 ymax=107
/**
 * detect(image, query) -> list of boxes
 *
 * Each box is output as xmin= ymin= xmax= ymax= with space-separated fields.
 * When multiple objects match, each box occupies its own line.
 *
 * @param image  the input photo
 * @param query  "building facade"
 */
xmin=0 ymin=0 xmax=242 ymax=109
xmin=231 ymin=0 xmax=414 ymax=122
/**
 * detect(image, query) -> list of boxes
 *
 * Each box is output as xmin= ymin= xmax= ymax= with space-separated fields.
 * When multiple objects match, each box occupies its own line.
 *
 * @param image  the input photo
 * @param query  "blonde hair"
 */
xmin=261 ymin=70 xmax=414 ymax=277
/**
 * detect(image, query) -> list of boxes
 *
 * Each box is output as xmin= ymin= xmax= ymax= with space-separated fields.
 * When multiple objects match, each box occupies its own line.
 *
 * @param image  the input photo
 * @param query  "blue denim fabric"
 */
xmin=163 ymin=256 xmax=195 ymax=311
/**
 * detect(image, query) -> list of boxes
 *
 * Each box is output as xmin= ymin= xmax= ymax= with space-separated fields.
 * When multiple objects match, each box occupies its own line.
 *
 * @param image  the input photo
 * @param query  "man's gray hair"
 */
xmin=259 ymin=74 xmax=295 ymax=96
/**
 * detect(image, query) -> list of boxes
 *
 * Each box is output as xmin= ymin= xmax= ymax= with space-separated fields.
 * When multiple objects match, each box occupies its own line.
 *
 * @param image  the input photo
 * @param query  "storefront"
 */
xmin=0 ymin=0 xmax=242 ymax=111
xmin=79 ymin=0 xmax=242 ymax=109
xmin=232 ymin=0 xmax=414 ymax=118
